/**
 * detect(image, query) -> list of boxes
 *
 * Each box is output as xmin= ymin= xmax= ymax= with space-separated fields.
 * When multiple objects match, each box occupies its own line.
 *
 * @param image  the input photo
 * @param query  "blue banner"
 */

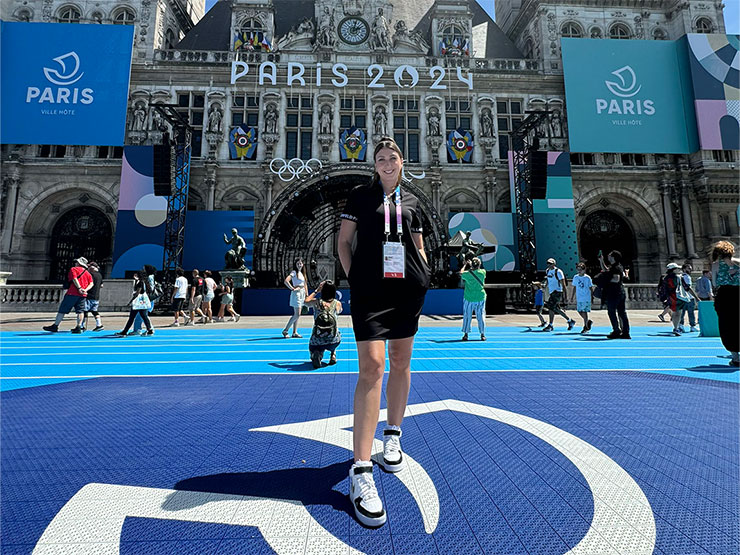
xmin=0 ymin=22 xmax=134 ymax=146
xmin=562 ymin=38 xmax=699 ymax=154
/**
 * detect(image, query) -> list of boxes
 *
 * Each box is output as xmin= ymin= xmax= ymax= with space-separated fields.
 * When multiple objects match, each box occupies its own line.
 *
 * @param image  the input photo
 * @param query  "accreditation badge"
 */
xmin=383 ymin=242 xmax=405 ymax=278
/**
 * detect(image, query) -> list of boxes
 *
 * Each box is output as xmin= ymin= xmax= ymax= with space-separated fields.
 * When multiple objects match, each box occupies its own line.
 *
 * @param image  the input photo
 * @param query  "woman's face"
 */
xmin=296 ymin=260 xmax=303 ymax=270
xmin=374 ymin=147 xmax=402 ymax=187
xmin=608 ymin=254 xmax=615 ymax=264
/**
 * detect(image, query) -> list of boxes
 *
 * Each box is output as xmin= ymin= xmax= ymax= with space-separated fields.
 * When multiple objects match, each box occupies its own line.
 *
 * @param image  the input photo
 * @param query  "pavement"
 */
xmin=0 ymin=309 xmax=737 ymax=554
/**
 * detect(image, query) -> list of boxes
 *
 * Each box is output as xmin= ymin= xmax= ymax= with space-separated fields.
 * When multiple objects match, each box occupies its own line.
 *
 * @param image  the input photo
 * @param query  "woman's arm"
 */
xmin=412 ymin=232 xmax=427 ymax=263
xmin=338 ymin=219 xmax=357 ymax=276
xmin=284 ymin=274 xmax=294 ymax=290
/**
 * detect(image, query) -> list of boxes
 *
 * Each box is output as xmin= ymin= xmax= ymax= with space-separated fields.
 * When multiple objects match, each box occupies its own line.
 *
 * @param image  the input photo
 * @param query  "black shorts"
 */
xmin=172 ymin=298 xmax=185 ymax=312
xmin=350 ymin=291 xmax=426 ymax=342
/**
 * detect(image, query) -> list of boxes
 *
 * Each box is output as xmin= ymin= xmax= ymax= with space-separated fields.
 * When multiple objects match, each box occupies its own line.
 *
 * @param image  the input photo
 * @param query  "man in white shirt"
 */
xmin=171 ymin=267 xmax=190 ymax=326
xmin=543 ymin=257 xmax=576 ymax=332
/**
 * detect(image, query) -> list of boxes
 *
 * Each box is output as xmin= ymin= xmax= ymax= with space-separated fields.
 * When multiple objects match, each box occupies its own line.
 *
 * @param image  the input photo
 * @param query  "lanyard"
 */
xmin=383 ymin=186 xmax=402 ymax=240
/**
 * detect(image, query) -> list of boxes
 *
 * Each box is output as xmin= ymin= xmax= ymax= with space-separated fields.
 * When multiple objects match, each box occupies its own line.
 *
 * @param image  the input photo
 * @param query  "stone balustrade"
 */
xmin=1 ymin=282 xmax=666 ymax=312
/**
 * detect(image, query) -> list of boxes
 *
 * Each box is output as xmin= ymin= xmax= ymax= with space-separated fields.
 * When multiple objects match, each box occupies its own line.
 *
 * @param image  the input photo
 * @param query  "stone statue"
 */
xmin=319 ymin=105 xmax=332 ymax=134
xmin=371 ymin=8 xmax=392 ymax=51
xmin=393 ymin=20 xmax=409 ymax=44
xmin=409 ymin=30 xmax=429 ymax=53
xmin=550 ymin=108 xmax=563 ymax=138
xmin=150 ymin=108 xmax=165 ymax=131
xmin=223 ymin=228 xmax=247 ymax=270
xmin=480 ymin=108 xmax=494 ymax=138
xmin=315 ymin=7 xmax=336 ymax=49
xmin=427 ymin=107 xmax=440 ymax=136
xmin=207 ymin=105 xmax=223 ymax=133
xmin=458 ymin=231 xmax=484 ymax=267
xmin=264 ymin=104 xmax=278 ymax=134
xmin=373 ymin=105 xmax=387 ymax=136
xmin=297 ymin=17 xmax=314 ymax=36
xmin=131 ymin=102 xmax=146 ymax=131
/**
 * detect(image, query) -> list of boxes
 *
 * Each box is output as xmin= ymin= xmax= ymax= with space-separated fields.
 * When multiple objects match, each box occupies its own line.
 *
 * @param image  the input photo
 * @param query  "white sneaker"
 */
xmin=171 ymin=322 xmax=180 ymax=327
xmin=382 ymin=428 xmax=405 ymax=472
xmin=349 ymin=462 xmax=386 ymax=527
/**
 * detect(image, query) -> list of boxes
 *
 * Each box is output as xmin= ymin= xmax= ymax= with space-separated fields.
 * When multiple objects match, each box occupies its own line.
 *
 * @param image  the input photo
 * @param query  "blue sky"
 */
xmin=204 ymin=0 xmax=739 ymax=35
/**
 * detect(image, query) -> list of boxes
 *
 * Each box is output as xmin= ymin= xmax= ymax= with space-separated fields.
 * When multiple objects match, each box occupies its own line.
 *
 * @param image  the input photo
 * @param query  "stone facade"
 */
xmin=1 ymin=0 xmax=737 ymax=283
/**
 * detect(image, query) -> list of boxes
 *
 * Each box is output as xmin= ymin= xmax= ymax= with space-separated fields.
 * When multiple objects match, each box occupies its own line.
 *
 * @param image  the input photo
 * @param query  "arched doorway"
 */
xmin=253 ymin=173 xmax=445 ymax=287
xmin=49 ymin=207 xmax=112 ymax=281
xmin=579 ymin=210 xmax=637 ymax=279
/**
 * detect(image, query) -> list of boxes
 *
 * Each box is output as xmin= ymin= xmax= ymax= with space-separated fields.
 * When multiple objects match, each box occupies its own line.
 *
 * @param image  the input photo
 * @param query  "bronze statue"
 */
xmin=224 ymin=228 xmax=247 ymax=269
xmin=458 ymin=231 xmax=484 ymax=267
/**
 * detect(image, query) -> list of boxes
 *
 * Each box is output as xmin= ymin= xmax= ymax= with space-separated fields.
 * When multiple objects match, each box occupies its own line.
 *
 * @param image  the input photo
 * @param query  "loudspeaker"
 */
xmin=152 ymin=145 xmax=172 ymax=196
xmin=528 ymin=150 xmax=547 ymax=199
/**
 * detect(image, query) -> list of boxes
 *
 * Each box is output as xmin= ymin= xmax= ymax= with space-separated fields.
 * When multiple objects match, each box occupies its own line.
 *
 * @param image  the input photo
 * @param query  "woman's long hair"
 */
xmin=293 ymin=258 xmax=304 ymax=273
xmin=370 ymin=137 xmax=404 ymax=190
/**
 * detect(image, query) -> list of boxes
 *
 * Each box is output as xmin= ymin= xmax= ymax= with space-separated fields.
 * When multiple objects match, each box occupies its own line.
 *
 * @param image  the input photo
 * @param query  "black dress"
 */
xmin=341 ymin=182 xmax=431 ymax=341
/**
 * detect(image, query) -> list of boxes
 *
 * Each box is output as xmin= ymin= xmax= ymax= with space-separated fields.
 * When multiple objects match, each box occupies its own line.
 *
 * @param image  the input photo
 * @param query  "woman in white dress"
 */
xmin=282 ymin=258 xmax=309 ymax=338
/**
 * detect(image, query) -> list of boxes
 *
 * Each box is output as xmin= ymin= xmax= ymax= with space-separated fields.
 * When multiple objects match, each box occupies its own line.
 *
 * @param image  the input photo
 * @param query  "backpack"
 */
xmin=151 ymin=280 xmax=164 ymax=301
xmin=657 ymin=274 xmax=668 ymax=302
xmin=313 ymin=300 xmax=337 ymax=339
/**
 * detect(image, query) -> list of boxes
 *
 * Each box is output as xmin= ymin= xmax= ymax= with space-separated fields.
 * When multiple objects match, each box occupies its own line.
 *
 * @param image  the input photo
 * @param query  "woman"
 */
xmin=598 ymin=250 xmax=630 ymax=339
xmin=338 ymin=137 xmax=430 ymax=527
xmin=304 ymin=280 xmax=342 ymax=368
xmin=282 ymin=259 xmax=308 ymax=338
xmin=132 ymin=265 xmax=157 ymax=335
xmin=201 ymin=270 xmax=216 ymax=323
xmin=710 ymin=241 xmax=739 ymax=366
xmin=116 ymin=269 xmax=154 ymax=337
xmin=216 ymin=276 xmax=240 ymax=322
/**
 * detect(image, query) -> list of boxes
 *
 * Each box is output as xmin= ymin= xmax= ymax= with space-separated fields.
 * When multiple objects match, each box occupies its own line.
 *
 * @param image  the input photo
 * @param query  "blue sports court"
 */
xmin=1 ymin=325 xmax=738 ymax=554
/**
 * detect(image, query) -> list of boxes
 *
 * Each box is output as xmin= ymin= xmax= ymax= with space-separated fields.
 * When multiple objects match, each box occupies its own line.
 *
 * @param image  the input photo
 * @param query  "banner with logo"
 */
xmin=686 ymin=34 xmax=740 ymax=151
xmin=0 ymin=21 xmax=134 ymax=146
xmin=561 ymin=38 xmax=698 ymax=154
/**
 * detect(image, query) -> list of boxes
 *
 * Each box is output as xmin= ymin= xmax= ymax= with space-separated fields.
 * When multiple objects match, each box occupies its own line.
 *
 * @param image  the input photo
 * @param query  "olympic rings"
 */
xmin=269 ymin=158 xmax=323 ymax=182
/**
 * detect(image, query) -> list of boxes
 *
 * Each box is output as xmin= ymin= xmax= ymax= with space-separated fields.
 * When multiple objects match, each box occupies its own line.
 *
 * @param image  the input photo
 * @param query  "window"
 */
xmin=590 ymin=27 xmax=602 ymax=39
xmin=496 ymin=99 xmax=523 ymax=159
xmin=440 ymin=24 xmax=469 ymax=55
xmin=286 ymin=95 xmax=313 ymax=159
xmin=113 ymin=8 xmax=135 ymax=24
xmin=177 ymin=92 xmax=205 ymax=158
xmin=235 ymin=17 xmax=271 ymax=52
xmin=392 ymin=98 xmax=420 ymax=163
xmin=696 ymin=17 xmax=713 ymax=34
xmin=653 ymin=28 xmax=667 ymax=40
xmin=339 ymin=97 xmax=366 ymax=131
xmin=719 ymin=214 xmax=731 ymax=236
xmin=231 ymin=94 xmax=260 ymax=128
xmin=445 ymin=99 xmax=472 ymax=131
xmin=16 ymin=9 xmax=31 ymax=21
xmin=609 ymin=24 xmax=631 ymax=39
xmin=712 ymin=150 xmax=736 ymax=162
xmin=561 ymin=22 xmax=583 ymax=38
xmin=58 ymin=6 xmax=81 ymax=23
xmin=39 ymin=145 xmax=67 ymax=158
xmin=97 ymin=146 xmax=124 ymax=159
xmin=165 ymin=29 xmax=177 ymax=49
xmin=523 ymin=38 xmax=534 ymax=59
xmin=570 ymin=153 xmax=594 ymax=165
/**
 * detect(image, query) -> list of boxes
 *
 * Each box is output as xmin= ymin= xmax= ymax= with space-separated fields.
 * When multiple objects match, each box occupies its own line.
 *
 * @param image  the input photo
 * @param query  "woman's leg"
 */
xmin=217 ymin=303 xmax=226 ymax=319
xmin=139 ymin=309 xmax=153 ymax=331
xmin=120 ymin=310 xmax=138 ymax=334
xmin=353 ymin=340 xmax=386 ymax=462
xmin=461 ymin=300 xmax=472 ymax=335
xmin=617 ymin=295 xmax=630 ymax=334
xmin=386 ymin=336 xmax=414 ymax=427
xmin=292 ymin=307 xmax=301 ymax=332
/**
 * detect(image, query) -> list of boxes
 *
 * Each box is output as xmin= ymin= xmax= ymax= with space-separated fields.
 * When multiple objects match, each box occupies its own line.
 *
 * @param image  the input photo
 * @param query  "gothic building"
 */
xmin=1 ymin=0 xmax=737 ymax=284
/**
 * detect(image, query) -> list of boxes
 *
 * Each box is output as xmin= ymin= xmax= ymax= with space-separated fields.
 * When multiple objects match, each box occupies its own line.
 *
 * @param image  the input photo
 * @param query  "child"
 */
xmin=571 ymin=262 xmax=594 ymax=333
xmin=304 ymin=280 xmax=342 ymax=369
xmin=532 ymin=282 xmax=546 ymax=326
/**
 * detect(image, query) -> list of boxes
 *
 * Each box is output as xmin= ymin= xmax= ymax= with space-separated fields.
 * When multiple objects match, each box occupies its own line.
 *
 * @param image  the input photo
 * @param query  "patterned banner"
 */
xmin=446 ymin=128 xmax=474 ymax=162
xmin=339 ymin=127 xmax=367 ymax=161
xmin=229 ymin=125 xmax=258 ymax=160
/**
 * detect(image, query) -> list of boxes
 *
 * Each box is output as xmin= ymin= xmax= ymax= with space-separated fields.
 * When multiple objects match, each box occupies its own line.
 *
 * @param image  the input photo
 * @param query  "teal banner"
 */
xmin=562 ymin=38 xmax=699 ymax=154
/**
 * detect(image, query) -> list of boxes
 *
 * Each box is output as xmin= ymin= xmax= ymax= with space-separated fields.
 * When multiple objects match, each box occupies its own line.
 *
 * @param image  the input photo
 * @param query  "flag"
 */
xmin=234 ymin=32 xmax=244 ymax=50
xmin=439 ymin=39 xmax=447 ymax=55
xmin=446 ymin=128 xmax=474 ymax=162
xmin=229 ymin=125 xmax=258 ymax=160
xmin=339 ymin=127 xmax=367 ymax=161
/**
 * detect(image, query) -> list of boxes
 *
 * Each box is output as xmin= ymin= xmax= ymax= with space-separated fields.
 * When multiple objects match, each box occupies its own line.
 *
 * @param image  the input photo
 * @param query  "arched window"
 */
xmin=113 ymin=8 xmax=135 ymax=25
xmin=15 ymin=9 xmax=32 ymax=21
xmin=590 ymin=27 xmax=602 ymax=39
xmin=90 ymin=11 xmax=103 ymax=23
xmin=695 ymin=17 xmax=713 ymax=33
xmin=235 ymin=18 xmax=269 ymax=51
xmin=653 ymin=28 xmax=667 ymax=40
xmin=561 ymin=22 xmax=583 ymax=38
xmin=523 ymin=38 xmax=534 ymax=59
xmin=165 ymin=29 xmax=177 ymax=49
xmin=609 ymin=23 xmax=631 ymax=39
xmin=58 ymin=6 xmax=81 ymax=23
xmin=442 ymin=24 xmax=465 ymax=45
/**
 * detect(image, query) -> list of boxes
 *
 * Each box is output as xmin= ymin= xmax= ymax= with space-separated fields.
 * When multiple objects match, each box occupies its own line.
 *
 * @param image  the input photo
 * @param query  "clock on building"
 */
xmin=338 ymin=17 xmax=370 ymax=45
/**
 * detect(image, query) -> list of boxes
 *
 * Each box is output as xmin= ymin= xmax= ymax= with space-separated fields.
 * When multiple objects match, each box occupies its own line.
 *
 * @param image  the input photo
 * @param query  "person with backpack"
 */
xmin=305 ymin=280 xmax=343 ymax=368
xmin=664 ymin=262 xmax=699 ymax=336
xmin=81 ymin=261 xmax=104 ymax=332
xmin=43 ymin=257 xmax=93 ymax=333
xmin=542 ymin=257 xmax=576 ymax=332
xmin=679 ymin=263 xmax=699 ymax=332
xmin=115 ymin=268 xmax=155 ymax=337
xmin=459 ymin=257 xmax=487 ymax=341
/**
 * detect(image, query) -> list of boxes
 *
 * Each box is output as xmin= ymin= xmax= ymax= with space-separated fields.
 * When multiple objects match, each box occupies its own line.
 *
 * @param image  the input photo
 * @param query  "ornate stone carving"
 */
xmin=319 ymin=104 xmax=333 ymax=135
xmin=342 ymin=0 xmax=363 ymax=16
xmin=263 ymin=103 xmax=279 ymax=135
xmin=479 ymin=108 xmax=494 ymax=138
xmin=207 ymin=104 xmax=224 ymax=134
xmin=370 ymin=8 xmax=392 ymax=52
xmin=314 ymin=7 xmax=336 ymax=50
xmin=427 ymin=107 xmax=441 ymax=137
xmin=373 ymin=104 xmax=388 ymax=138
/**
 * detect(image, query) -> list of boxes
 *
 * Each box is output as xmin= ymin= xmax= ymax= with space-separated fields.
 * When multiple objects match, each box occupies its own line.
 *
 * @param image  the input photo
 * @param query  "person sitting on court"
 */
xmin=304 ymin=280 xmax=342 ymax=369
